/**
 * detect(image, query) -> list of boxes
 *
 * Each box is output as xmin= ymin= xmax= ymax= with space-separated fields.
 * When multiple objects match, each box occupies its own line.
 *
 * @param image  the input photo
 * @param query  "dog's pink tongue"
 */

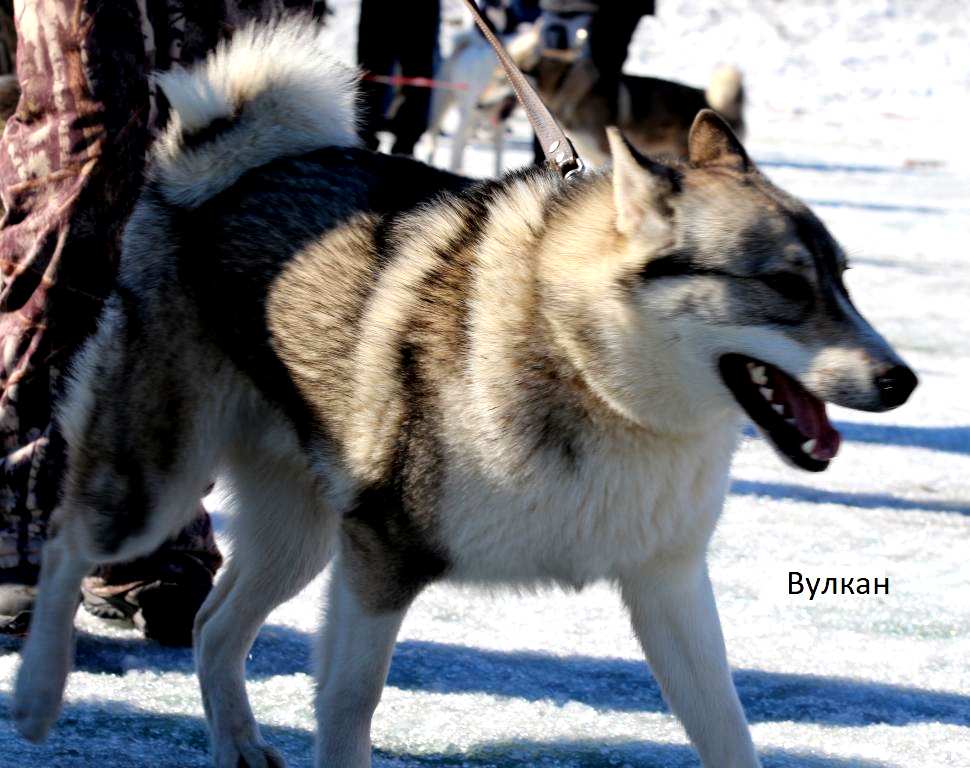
xmin=773 ymin=372 xmax=841 ymax=460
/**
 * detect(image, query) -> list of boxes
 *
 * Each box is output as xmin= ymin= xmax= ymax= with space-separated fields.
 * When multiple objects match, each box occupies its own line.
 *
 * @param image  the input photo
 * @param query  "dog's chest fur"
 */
xmin=435 ymin=421 xmax=739 ymax=586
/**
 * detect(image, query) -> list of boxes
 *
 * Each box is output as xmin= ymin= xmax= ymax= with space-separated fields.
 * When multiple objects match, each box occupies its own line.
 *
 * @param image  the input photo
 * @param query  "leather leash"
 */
xmin=459 ymin=0 xmax=585 ymax=180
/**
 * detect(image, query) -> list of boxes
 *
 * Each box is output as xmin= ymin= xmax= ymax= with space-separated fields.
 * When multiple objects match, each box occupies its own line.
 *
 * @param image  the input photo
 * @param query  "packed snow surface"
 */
xmin=1 ymin=0 xmax=968 ymax=765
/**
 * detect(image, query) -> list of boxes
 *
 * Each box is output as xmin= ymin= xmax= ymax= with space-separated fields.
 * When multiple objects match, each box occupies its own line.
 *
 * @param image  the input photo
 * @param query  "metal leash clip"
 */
xmin=548 ymin=139 xmax=585 ymax=180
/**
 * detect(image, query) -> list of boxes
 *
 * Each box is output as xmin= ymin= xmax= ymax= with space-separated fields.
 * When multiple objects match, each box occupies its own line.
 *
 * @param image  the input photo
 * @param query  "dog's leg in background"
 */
xmin=427 ymin=66 xmax=456 ymax=169
xmin=12 ymin=519 xmax=91 ymax=742
xmin=449 ymin=93 xmax=477 ymax=173
xmin=195 ymin=439 xmax=337 ymax=768
xmin=619 ymin=555 xmax=761 ymax=768
xmin=492 ymin=114 xmax=504 ymax=177
xmin=315 ymin=555 xmax=410 ymax=768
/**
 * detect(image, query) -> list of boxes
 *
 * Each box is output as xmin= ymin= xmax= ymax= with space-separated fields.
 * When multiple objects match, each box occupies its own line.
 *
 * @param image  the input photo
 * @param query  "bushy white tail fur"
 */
xmin=705 ymin=65 xmax=744 ymax=124
xmin=152 ymin=19 xmax=359 ymax=208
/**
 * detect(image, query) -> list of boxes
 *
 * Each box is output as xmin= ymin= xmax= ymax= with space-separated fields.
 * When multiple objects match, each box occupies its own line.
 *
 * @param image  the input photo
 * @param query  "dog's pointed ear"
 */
xmin=688 ymin=109 xmax=750 ymax=171
xmin=607 ymin=127 xmax=676 ymax=237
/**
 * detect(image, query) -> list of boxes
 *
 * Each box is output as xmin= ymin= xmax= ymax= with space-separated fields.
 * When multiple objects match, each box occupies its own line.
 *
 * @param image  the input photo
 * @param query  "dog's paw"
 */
xmin=246 ymin=745 xmax=286 ymax=768
xmin=11 ymin=679 xmax=62 ymax=744
xmin=215 ymin=740 xmax=286 ymax=768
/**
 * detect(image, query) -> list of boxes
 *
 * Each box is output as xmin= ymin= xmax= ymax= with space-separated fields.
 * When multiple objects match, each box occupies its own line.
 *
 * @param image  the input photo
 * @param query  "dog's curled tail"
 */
xmin=705 ymin=65 xmax=745 ymax=130
xmin=151 ymin=18 xmax=359 ymax=208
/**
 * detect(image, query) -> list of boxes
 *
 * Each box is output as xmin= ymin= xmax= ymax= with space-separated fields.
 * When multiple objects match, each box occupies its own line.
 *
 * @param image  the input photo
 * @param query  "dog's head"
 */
xmin=537 ymin=12 xmax=592 ymax=63
xmin=543 ymin=111 xmax=916 ymax=471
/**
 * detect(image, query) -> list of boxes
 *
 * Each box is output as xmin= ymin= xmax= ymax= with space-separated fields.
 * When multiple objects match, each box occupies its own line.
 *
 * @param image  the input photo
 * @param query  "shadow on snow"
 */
xmin=3 ymin=631 xmax=966 ymax=730
xmin=730 ymin=478 xmax=970 ymax=516
xmin=0 ymin=693 xmax=893 ymax=768
xmin=745 ymin=421 xmax=970 ymax=457
xmin=386 ymin=640 xmax=970 ymax=728
xmin=835 ymin=422 xmax=970 ymax=456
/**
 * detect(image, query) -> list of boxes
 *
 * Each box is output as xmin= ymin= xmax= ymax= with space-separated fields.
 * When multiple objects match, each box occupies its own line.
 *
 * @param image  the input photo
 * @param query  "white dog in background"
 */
xmin=428 ymin=24 xmax=539 ymax=175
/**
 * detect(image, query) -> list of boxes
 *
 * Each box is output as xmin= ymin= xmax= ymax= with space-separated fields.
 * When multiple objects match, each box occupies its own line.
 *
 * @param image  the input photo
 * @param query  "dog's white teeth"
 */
xmin=759 ymin=387 xmax=774 ymax=401
xmin=801 ymin=439 xmax=817 ymax=454
xmin=772 ymin=403 xmax=785 ymax=415
xmin=748 ymin=365 xmax=768 ymax=385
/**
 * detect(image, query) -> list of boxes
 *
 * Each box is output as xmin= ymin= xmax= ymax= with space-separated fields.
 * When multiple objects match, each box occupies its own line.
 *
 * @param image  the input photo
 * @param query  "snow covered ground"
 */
xmin=1 ymin=1 xmax=969 ymax=766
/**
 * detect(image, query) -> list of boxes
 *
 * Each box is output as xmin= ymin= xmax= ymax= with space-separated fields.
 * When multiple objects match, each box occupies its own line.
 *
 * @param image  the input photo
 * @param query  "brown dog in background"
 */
xmin=534 ymin=55 xmax=745 ymax=166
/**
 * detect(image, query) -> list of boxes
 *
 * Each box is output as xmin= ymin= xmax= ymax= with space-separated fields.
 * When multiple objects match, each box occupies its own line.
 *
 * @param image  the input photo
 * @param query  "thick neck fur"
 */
xmin=448 ymin=170 xmax=739 ymax=480
xmin=534 ymin=173 xmax=737 ymax=437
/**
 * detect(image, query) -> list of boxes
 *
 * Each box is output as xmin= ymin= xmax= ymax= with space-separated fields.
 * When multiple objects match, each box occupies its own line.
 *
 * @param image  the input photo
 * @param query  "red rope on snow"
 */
xmin=361 ymin=73 xmax=470 ymax=91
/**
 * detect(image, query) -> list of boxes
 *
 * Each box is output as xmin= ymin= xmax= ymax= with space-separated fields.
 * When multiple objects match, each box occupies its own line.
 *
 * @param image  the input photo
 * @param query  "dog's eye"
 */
xmin=760 ymin=272 xmax=812 ymax=301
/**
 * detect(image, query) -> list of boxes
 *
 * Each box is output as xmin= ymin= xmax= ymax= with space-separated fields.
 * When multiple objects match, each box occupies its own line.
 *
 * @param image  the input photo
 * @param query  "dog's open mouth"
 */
xmin=719 ymin=354 xmax=841 ymax=472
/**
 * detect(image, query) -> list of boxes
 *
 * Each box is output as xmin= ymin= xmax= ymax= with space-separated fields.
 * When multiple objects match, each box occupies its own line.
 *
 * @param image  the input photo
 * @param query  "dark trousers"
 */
xmin=357 ymin=0 xmax=441 ymax=155
xmin=588 ymin=0 xmax=654 ymax=102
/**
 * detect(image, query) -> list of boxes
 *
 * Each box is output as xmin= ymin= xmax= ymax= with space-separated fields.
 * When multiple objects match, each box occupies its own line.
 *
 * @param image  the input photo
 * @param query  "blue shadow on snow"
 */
xmin=805 ymin=198 xmax=951 ymax=215
xmin=729 ymin=478 xmax=970 ymax=516
xmin=0 ymin=693 xmax=892 ymax=767
xmin=744 ymin=421 xmax=970 ymax=457
xmin=386 ymin=640 xmax=970 ymax=729
xmin=5 ymin=630 xmax=965 ymax=730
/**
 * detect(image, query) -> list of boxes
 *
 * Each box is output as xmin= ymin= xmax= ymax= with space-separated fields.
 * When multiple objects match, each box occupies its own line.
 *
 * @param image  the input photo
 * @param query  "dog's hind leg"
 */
xmin=12 ymin=421 xmax=218 ymax=742
xmin=315 ymin=555 xmax=410 ymax=768
xmin=195 ymin=433 xmax=337 ymax=768
xmin=13 ymin=425 xmax=222 ymax=743
xmin=619 ymin=555 xmax=761 ymax=768
xmin=13 ymin=298 xmax=231 ymax=743
xmin=11 ymin=517 xmax=92 ymax=743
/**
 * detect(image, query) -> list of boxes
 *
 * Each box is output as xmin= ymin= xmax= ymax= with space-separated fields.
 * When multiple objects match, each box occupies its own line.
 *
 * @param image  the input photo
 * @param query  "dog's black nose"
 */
xmin=875 ymin=364 xmax=918 ymax=408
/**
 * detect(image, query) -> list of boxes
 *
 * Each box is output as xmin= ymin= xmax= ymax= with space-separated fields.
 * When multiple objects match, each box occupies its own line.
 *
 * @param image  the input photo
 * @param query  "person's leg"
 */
xmin=80 ymin=509 xmax=222 ymax=646
xmin=357 ymin=0 xmax=397 ymax=151
xmin=389 ymin=0 xmax=440 ymax=155
xmin=587 ymin=0 xmax=653 ymax=109
xmin=0 ymin=0 xmax=154 ymax=632
xmin=0 ymin=2 xmax=14 ymax=75
xmin=0 ymin=370 xmax=66 ymax=634
xmin=508 ymin=0 xmax=542 ymax=31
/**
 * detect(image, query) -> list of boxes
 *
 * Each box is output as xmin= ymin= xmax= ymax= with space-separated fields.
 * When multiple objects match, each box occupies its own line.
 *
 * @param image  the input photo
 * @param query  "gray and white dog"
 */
xmin=13 ymin=21 xmax=917 ymax=768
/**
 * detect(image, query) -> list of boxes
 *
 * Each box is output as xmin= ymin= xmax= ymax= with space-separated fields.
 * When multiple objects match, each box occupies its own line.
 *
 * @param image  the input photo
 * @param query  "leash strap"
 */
xmin=459 ymin=0 xmax=584 ymax=180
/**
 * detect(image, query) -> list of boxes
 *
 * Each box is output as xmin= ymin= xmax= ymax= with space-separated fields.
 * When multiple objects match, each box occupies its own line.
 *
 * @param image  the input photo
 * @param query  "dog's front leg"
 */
xmin=619 ymin=555 xmax=760 ymax=768
xmin=315 ymin=555 xmax=410 ymax=768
